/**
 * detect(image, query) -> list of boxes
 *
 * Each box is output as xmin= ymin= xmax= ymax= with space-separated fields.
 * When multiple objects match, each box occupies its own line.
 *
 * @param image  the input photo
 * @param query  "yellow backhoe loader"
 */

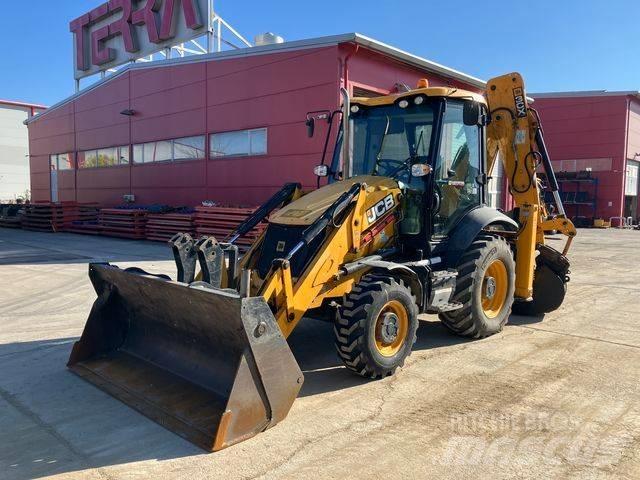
xmin=68 ymin=72 xmax=576 ymax=451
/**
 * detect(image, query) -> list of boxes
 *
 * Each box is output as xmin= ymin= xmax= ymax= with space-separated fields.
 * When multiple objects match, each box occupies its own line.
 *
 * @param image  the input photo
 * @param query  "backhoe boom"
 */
xmin=486 ymin=72 xmax=576 ymax=300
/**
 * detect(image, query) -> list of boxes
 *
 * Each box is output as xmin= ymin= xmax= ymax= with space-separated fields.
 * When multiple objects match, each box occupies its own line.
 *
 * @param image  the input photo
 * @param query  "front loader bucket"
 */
xmin=68 ymin=263 xmax=303 ymax=451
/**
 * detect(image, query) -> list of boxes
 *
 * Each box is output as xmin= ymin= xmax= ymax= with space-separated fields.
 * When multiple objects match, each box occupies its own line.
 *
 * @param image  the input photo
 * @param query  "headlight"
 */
xmin=313 ymin=165 xmax=329 ymax=177
xmin=398 ymin=99 xmax=409 ymax=109
xmin=350 ymin=105 xmax=360 ymax=113
xmin=414 ymin=96 xmax=425 ymax=105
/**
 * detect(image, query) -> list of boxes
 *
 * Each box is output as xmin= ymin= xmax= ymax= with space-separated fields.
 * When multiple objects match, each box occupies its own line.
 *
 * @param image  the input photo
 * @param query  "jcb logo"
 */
xmin=366 ymin=194 xmax=395 ymax=225
xmin=513 ymin=88 xmax=527 ymax=118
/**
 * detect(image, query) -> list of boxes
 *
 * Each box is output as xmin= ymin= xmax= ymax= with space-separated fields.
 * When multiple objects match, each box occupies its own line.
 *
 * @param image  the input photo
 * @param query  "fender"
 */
xmin=445 ymin=206 xmax=518 ymax=267
xmin=359 ymin=259 xmax=424 ymax=309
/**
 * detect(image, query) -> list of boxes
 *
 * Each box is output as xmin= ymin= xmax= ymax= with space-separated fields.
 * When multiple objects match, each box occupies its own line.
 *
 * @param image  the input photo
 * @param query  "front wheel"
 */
xmin=439 ymin=234 xmax=515 ymax=338
xmin=335 ymin=274 xmax=419 ymax=379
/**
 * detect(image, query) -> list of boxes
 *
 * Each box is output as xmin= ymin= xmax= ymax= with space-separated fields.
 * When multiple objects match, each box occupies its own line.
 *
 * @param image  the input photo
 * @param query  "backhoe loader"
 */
xmin=68 ymin=72 xmax=576 ymax=451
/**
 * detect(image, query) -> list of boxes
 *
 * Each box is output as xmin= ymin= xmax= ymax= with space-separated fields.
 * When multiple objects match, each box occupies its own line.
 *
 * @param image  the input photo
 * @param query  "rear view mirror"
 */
xmin=463 ymin=101 xmax=482 ymax=126
xmin=306 ymin=117 xmax=315 ymax=138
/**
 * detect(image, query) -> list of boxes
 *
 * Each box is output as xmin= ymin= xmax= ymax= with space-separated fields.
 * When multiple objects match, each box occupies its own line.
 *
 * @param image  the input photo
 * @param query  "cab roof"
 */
xmin=352 ymin=87 xmax=486 ymax=107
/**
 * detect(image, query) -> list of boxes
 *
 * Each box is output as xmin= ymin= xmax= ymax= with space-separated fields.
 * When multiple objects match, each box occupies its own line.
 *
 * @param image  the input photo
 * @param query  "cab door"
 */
xmin=431 ymin=101 xmax=483 ymax=238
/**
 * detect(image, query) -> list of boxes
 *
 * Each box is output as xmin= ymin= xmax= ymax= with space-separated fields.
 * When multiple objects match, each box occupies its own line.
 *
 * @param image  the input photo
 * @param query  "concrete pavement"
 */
xmin=0 ymin=227 xmax=639 ymax=479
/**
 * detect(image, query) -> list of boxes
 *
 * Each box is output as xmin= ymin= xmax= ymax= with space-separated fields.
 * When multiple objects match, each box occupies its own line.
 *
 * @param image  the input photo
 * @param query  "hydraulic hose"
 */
xmin=286 ymin=183 xmax=361 ymax=260
xmin=227 ymin=182 xmax=300 ymax=243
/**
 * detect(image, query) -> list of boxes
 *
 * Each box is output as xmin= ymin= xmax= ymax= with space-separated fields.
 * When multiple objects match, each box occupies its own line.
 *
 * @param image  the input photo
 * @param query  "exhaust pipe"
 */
xmin=341 ymin=87 xmax=351 ymax=179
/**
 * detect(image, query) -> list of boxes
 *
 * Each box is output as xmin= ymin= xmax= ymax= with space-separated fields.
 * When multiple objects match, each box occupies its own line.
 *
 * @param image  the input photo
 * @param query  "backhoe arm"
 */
xmin=485 ymin=72 xmax=576 ymax=300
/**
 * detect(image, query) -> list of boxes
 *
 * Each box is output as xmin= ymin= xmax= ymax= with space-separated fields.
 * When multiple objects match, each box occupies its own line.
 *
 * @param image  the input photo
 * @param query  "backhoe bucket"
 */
xmin=68 ymin=263 xmax=303 ymax=451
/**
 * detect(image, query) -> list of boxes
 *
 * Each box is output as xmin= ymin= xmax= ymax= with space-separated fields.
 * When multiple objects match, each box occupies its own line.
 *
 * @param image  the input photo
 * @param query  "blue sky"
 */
xmin=1 ymin=0 xmax=639 ymax=106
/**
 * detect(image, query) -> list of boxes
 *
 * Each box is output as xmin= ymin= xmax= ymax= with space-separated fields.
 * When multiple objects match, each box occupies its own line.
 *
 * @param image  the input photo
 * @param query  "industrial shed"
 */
xmin=27 ymin=33 xmax=492 ymax=208
xmin=532 ymin=91 xmax=640 ymax=223
xmin=0 ymin=99 xmax=46 ymax=202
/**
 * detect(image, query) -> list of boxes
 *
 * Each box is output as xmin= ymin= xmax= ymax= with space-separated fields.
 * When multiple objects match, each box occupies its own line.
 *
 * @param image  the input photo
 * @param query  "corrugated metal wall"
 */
xmin=28 ymin=43 xmax=481 ymax=208
xmin=533 ymin=95 xmax=629 ymax=219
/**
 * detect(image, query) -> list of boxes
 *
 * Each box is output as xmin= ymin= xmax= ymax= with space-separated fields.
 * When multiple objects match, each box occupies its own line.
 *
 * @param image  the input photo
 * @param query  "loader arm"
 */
xmin=485 ymin=73 xmax=576 ymax=300
xmin=259 ymin=183 xmax=370 ymax=338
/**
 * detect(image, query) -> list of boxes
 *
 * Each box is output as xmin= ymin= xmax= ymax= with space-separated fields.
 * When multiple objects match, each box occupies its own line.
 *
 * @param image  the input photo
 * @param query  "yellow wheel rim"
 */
xmin=374 ymin=300 xmax=409 ymax=357
xmin=481 ymin=259 xmax=508 ymax=318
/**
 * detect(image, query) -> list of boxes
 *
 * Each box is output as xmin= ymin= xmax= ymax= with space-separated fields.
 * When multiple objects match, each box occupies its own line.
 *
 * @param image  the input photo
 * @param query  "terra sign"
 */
xmin=70 ymin=0 xmax=211 ymax=80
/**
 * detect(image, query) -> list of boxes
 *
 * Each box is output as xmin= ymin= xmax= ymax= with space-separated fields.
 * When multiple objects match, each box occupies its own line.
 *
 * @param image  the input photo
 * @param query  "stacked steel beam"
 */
xmin=146 ymin=213 xmax=196 ymax=242
xmin=62 ymin=204 xmax=101 ymax=235
xmin=99 ymin=209 xmax=148 ymax=239
xmin=0 ymin=204 xmax=22 ymax=228
xmin=21 ymin=203 xmax=86 ymax=232
xmin=194 ymin=206 xmax=266 ymax=249
xmin=0 ymin=216 xmax=21 ymax=228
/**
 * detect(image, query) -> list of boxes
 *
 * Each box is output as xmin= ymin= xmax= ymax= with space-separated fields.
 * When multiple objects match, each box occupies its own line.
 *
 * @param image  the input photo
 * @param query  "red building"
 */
xmin=531 ymin=91 xmax=640 ymax=223
xmin=27 ymin=33 xmax=485 ymax=208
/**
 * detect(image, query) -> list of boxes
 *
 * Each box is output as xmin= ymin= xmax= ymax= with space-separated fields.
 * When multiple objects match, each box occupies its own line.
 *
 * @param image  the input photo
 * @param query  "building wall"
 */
xmin=0 ymin=105 xmax=32 ymax=202
xmin=29 ymin=46 xmax=342 ymax=206
xmin=343 ymin=46 xmax=482 ymax=94
xmin=28 ymin=43 xmax=482 ymax=208
xmin=532 ymin=95 xmax=628 ymax=219
xmin=627 ymin=99 xmax=640 ymax=158
xmin=625 ymin=99 xmax=640 ymax=218
xmin=29 ymin=101 xmax=74 ymax=203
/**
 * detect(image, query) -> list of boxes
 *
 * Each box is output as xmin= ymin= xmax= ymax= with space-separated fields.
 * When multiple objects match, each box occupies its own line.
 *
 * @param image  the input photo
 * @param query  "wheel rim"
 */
xmin=481 ymin=259 xmax=508 ymax=318
xmin=374 ymin=300 xmax=409 ymax=357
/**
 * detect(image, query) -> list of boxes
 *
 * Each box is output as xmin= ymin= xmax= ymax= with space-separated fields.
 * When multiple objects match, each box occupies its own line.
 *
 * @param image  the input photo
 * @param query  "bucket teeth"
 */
xmin=169 ymin=233 xmax=197 ymax=283
xmin=195 ymin=236 xmax=224 ymax=287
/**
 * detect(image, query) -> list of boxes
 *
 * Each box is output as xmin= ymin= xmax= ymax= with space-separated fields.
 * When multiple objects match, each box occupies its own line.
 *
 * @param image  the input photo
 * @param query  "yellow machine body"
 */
xmin=68 ymin=72 xmax=575 ymax=452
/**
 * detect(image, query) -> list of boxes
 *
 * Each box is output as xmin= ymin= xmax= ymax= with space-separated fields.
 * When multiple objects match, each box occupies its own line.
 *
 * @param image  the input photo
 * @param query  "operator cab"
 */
xmin=311 ymin=82 xmax=488 ymax=255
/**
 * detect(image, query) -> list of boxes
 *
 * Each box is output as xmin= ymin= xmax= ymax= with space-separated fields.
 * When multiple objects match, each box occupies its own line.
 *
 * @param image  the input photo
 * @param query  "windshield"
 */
xmin=348 ymin=103 xmax=435 ymax=188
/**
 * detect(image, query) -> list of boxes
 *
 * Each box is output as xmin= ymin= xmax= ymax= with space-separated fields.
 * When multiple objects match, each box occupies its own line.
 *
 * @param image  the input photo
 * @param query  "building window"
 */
xmin=626 ymin=161 xmax=639 ymax=197
xmin=133 ymin=136 xmax=205 ymax=164
xmin=556 ymin=158 xmax=612 ymax=172
xmin=174 ymin=136 xmax=206 ymax=161
xmin=97 ymin=147 xmax=118 ymax=167
xmin=50 ymin=153 xmax=75 ymax=171
xmin=78 ymin=146 xmax=130 ymax=168
xmin=210 ymin=128 xmax=267 ymax=158
xmin=488 ymin=153 xmax=504 ymax=209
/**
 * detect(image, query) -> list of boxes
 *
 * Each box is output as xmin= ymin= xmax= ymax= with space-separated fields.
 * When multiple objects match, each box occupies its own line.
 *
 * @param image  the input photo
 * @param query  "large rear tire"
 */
xmin=439 ymin=234 xmax=515 ymax=338
xmin=335 ymin=274 xmax=419 ymax=379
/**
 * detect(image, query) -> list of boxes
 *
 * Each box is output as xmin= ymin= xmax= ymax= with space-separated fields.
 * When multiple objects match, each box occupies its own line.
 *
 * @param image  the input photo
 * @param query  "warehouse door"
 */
xmin=624 ymin=160 xmax=639 ymax=220
xmin=50 ymin=156 xmax=59 ymax=203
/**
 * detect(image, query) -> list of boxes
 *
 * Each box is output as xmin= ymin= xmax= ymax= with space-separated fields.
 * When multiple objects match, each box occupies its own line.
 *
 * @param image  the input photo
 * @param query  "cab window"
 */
xmin=432 ymin=102 xmax=482 ymax=236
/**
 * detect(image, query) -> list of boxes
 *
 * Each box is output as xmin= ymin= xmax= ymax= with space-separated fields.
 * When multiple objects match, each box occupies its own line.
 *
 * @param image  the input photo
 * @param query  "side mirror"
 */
xmin=411 ymin=163 xmax=432 ymax=177
xmin=306 ymin=117 xmax=315 ymax=138
xmin=463 ymin=101 xmax=483 ymax=126
xmin=313 ymin=165 xmax=329 ymax=177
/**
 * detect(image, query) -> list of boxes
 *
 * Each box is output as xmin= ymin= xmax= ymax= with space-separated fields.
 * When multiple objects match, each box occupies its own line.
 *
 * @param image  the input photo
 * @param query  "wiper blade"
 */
xmin=372 ymin=116 xmax=391 ymax=175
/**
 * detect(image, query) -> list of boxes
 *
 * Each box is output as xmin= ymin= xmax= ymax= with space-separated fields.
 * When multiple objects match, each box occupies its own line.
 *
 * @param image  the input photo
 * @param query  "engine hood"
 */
xmin=270 ymin=175 xmax=400 ymax=226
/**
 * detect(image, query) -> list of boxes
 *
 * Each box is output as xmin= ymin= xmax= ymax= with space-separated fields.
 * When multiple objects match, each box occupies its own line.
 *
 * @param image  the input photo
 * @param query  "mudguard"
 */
xmin=445 ymin=206 xmax=518 ymax=267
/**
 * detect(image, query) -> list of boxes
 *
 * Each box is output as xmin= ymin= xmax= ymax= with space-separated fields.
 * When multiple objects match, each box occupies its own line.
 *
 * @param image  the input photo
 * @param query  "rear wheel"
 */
xmin=439 ymin=235 xmax=515 ymax=338
xmin=335 ymin=274 xmax=419 ymax=378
